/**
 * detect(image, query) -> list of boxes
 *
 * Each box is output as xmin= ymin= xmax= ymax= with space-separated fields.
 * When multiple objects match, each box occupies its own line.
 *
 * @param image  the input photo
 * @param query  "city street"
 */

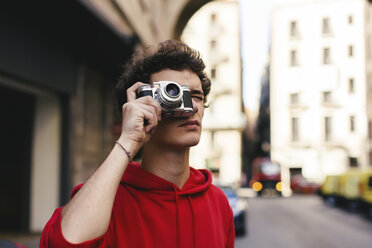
xmin=235 ymin=195 xmax=372 ymax=248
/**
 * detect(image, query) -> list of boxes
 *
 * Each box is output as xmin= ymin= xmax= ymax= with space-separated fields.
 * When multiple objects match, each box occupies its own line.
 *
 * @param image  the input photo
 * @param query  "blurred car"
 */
xmin=0 ymin=240 xmax=26 ymax=248
xmin=250 ymin=157 xmax=282 ymax=196
xmin=291 ymin=174 xmax=321 ymax=195
xmin=360 ymin=169 xmax=372 ymax=219
xmin=218 ymin=185 xmax=247 ymax=236
xmin=320 ymin=174 xmax=340 ymax=206
xmin=336 ymin=169 xmax=364 ymax=211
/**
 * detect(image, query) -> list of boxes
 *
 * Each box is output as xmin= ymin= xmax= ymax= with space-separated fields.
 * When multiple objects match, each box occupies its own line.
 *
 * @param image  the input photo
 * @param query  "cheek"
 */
xmin=153 ymin=120 xmax=176 ymax=138
xmin=199 ymin=105 xmax=205 ymax=118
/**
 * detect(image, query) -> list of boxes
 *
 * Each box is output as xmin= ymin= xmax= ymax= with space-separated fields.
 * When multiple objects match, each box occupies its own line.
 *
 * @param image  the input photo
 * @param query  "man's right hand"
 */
xmin=117 ymin=82 xmax=162 ymax=157
xmin=59 ymin=82 xmax=161 ymax=245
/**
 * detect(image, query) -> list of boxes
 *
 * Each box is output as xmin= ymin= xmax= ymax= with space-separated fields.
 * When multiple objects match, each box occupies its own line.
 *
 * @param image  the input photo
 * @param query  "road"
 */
xmin=235 ymin=195 xmax=372 ymax=248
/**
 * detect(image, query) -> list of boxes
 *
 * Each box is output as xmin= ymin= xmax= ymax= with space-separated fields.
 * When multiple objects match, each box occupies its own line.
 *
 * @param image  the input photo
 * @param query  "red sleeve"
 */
xmin=226 ymin=206 xmax=235 ymax=248
xmin=40 ymin=208 xmax=104 ymax=248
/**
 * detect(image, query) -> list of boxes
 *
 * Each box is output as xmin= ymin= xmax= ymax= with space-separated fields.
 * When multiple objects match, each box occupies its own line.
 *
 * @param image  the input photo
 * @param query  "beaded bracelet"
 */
xmin=115 ymin=141 xmax=132 ymax=162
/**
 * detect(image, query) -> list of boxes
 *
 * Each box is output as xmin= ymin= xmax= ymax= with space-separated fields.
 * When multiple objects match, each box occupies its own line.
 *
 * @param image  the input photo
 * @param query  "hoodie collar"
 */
xmin=121 ymin=162 xmax=212 ymax=195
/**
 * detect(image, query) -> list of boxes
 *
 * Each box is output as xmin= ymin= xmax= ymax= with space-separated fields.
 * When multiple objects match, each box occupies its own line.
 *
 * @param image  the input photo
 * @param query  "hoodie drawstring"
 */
xmin=188 ymin=195 xmax=196 ymax=248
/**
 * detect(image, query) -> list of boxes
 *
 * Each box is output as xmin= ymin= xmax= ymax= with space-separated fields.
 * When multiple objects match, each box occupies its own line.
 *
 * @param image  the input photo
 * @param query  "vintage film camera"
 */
xmin=136 ymin=81 xmax=194 ymax=118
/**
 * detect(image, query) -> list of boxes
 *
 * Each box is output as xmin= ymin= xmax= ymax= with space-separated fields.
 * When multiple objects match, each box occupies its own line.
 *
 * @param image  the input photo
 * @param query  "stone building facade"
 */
xmin=0 ymin=0 xmax=211 ymax=233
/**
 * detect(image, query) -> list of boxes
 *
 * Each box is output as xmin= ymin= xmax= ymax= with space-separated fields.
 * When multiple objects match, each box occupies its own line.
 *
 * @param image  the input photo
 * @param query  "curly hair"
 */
xmin=114 ymin=40 xmax=211 ymax=112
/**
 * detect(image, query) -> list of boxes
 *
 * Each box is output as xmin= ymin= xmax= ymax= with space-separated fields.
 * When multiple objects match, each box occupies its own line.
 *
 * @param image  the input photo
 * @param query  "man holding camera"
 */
xmin=40 ymin=40 xmax=235 ymax=248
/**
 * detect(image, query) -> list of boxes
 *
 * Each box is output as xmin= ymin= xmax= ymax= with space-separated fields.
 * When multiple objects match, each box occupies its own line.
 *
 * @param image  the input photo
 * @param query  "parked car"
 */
xmin=320 ymin=175 xmax=340 ymax=206
xmin=320 ymin=169 xmax=372 ymax=220
xmin=360 ymin=169 xmax=372 ymax=219
xmin=336 ymin=169 xmax=364 ymax=211
xmin=250 ymin=157 xmax=282 ymax=196
xmin=0 ymin=240 xmax=26 ymax=248
xmin=291 ymin=174 xmax=321 ymax=195
xmin=218 ymin=185 xmax=247 ymax=236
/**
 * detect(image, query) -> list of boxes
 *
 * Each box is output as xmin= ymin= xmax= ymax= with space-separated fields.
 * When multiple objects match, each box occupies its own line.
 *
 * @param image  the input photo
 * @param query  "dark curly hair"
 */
xmin=114 ymin=40 xmax=211 ymax=112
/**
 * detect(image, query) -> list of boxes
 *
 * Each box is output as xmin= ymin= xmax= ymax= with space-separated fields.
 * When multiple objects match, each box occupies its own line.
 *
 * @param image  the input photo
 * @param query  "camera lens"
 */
xmin=156 ymin=81 xmax=183 ymax=110
xmin=165 ymin=83 xmax=180 ymax=97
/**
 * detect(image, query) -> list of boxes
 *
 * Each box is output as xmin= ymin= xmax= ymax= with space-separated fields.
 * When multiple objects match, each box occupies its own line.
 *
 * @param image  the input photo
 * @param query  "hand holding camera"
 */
xmin=118 ymin=81 xmax=194 ymax=156
xmin=118 ymin=82 xmax=162 ymax=155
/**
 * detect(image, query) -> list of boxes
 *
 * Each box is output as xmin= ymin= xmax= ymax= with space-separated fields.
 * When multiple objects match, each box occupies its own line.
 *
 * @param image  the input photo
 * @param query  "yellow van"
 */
xmin=360 ymin=169 xmax=372 ymax=219
xmin=336 ymin=169 xmax=363 ymax=211
xmin=320 ymin=175 xmax=339 ymax=206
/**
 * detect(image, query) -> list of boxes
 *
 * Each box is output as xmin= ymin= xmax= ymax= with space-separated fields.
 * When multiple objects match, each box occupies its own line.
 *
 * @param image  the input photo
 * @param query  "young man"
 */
xmin=40 ymin=40 xmax=235 ymax=247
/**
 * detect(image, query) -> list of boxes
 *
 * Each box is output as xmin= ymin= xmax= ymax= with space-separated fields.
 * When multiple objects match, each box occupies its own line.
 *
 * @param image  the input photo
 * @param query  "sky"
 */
xmin=239 ymin=0 xmax=302 ymax=115
xmin=239 ymin=0 xmax=274 ymax=114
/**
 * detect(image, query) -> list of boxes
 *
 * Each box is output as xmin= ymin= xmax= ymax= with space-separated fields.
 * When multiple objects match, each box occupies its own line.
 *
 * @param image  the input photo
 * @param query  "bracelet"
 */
xmin=115 ymin=141 xmax=132 ymax=162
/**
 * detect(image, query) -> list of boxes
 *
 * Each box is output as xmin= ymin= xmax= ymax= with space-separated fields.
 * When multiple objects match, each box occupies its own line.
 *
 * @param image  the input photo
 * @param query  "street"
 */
xmin=235 ymin=195 xmax=372 ymax=248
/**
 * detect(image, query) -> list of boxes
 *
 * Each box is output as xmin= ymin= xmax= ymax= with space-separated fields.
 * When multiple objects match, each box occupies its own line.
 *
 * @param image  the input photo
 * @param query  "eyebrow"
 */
xmin=190 ymin=90 xmax=204 ymax=96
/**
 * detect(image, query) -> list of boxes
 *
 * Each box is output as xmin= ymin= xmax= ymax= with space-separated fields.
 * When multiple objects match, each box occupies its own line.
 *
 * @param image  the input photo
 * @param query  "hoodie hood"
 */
xmin=121 ymin=162 xmax=212 ymax=195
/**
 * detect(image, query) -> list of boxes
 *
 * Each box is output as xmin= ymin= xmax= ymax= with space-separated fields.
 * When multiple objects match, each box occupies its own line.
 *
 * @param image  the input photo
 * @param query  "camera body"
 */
xmin=136 ymin=81 xmax=194 ymax=118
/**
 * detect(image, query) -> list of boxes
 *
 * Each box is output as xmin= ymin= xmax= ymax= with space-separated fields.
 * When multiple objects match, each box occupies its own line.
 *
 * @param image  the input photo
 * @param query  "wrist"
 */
xmin=116 ymin=135 xmax=140 ymax=158
xmin=115 ymin=141 xmax=132 ymax=162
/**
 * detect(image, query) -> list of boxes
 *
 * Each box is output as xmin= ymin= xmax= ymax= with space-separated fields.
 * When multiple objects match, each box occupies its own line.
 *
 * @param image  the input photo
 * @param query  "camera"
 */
xmin=136 ymin=81 xmax=194 ymax=118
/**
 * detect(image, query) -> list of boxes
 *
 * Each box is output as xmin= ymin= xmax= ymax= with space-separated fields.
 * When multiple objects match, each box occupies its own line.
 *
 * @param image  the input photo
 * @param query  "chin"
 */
xmin=183 ymin=134 xmax=201 ymax=146
xmin=187 ymin=140 xmax=200 ymax=147
xmin=168 ymin=137 xmax=201 ymax=149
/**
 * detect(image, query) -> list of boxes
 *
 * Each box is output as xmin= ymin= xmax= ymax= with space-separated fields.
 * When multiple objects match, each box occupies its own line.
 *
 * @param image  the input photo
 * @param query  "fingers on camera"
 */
xmin=127 ymin=82 xmax=146 ymax=102
xmin=137 ymin=97 xmax=162 ymax=120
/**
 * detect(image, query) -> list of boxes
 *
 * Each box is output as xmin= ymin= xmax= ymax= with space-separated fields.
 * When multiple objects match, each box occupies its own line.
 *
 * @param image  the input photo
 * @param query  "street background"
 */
xmin=236 ymin=195 xmax=372 ymax=248
xmin=1 ymin=0 xmax=372 ymax=247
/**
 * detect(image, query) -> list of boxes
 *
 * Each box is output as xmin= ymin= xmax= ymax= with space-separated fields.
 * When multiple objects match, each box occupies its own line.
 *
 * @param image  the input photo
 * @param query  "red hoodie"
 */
xmin=40 ymin=162 xmax=235 ymax=247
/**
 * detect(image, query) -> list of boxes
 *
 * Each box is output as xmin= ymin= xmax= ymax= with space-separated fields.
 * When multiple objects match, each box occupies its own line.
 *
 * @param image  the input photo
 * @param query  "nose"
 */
xmin=192 ymin=100 xmax=198 ymax=114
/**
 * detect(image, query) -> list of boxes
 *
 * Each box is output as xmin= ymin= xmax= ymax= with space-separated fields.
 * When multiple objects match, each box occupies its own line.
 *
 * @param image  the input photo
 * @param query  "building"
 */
xmin=0 ymin=0 xmax=212 ymax=235
xmin=270 ymin=0 xmax=372 ymax=195
xmin=255 ymin=64 xmax=271 ymax=158
xmin=182 ymin=0 xmax=245 ymax=185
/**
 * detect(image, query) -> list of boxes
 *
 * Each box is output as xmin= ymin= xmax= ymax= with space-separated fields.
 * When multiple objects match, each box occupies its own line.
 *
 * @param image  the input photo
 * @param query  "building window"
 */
xmin=348 ymin=45 xmax=354 ymax=57
xmin=290 ymin=49 xmax=299 ymax=66
xmin=322 ymin=17 xmax=331 ymax=34
xmin=325 ymin=116 xmax=332 ymax=142
xmin=290 ymin=93 xmax=299 ymax=105
xmin=349 ymin=157 xmax=358 ymax=167
xmin=210 ymin=13 xmax=217 ymax=23
xmin=209 ymin=13 xmax=219 ymax=32
xmin=210 ymin=67 xmax=216 ymax=79
xmin=323 ymin=91 xmax=331 ymax=103
xmin=210 ymin=40 xmax=217 ymax=49
xmin=291 ymin=117 xmax=299 ymax=142
xmin=322 ymin=47 xmax=331 ymax=64
xmin=348 ymin=15 xmax=354 ymax=24
xmin=348 ymin=78 xmax=355 ymax=93
xmin=350 ymin=115 xmax=355 ymax=132
xmin=290 ymin=20 xmax=299 ymax=37
xmin=368 ymin=121 xmax=372 ymax=141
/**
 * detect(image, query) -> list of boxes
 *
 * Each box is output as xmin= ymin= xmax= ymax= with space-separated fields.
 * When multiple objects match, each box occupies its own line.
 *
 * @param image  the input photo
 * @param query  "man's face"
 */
xmin=147 ymin=69 xmax=205 ymax=149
